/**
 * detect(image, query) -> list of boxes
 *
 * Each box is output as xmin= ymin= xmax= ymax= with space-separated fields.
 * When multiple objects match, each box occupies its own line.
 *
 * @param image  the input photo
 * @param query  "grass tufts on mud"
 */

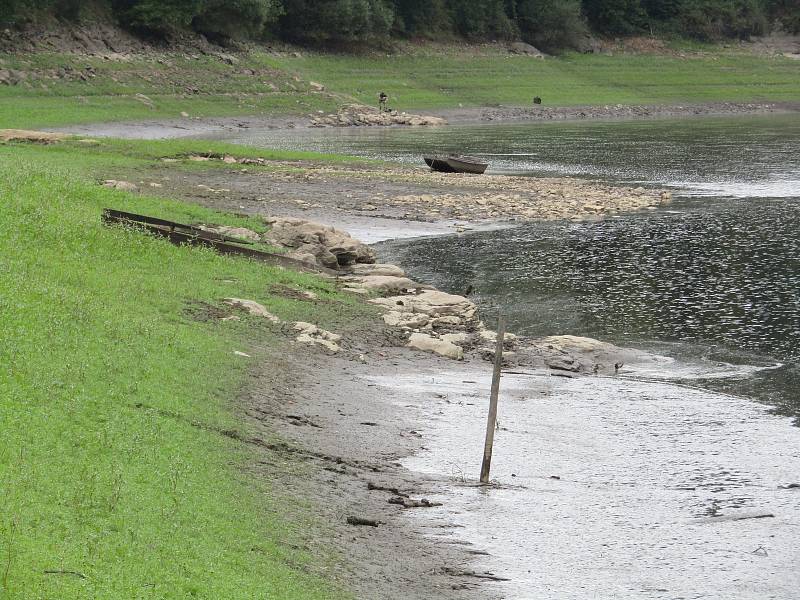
xmin=0 ymin=152 xmax=364 ymax=598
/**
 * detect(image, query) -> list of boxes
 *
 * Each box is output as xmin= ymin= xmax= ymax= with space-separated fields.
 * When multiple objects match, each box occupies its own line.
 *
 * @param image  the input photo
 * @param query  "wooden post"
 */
xmin=480 ymin=315 xmax=505 ymax=484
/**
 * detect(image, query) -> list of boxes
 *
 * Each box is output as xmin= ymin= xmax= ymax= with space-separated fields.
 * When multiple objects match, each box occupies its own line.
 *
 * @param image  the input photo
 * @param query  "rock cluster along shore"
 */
xmin=215 ymin=216 xmax=658 ymax=374
xmin=309 ymin=104 xmax=447 ymax=128
xmin=385 ymin=174 xmax=671 ymax=222
xmin=480 ymin=101 xmax=788 ymax=123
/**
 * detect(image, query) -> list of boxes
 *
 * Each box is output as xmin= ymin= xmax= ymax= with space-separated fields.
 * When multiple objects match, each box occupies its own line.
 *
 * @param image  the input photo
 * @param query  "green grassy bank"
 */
xmin=0 ymin=139 xmax=367 ymax=598
xmin=0 ymin=44 xmax=798 ymax=129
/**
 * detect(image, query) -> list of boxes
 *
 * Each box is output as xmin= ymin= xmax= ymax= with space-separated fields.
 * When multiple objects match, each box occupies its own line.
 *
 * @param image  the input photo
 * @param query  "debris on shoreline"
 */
xmin=309 ymin=104 xmax=446 ymax=128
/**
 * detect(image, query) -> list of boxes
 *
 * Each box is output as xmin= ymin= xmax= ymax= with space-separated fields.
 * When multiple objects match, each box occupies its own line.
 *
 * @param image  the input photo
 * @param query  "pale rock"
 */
xmin=349 ymin=263 xmax=406 ymax=277
xmin=431 ymin=316 xmax=461 ymax=326
xmin=223 ymin=298 xmax=281 ymax=323
xmin=103 ymin=179 xmax=138 ymax=191
xmin=382 ymin=311 xmax=429 ymax=328
xmin=200 ymin=225 xmax=261 ymax=242
xmin=370 ymin=290 xmax=475 ymax=318
xmin=350 ymin=275 xmax=420 ymax=294
xmin=479 ymin=329 xmax=518 ymax=343
xmin=407 ymin=333 xmax=464 ymax=360
xmin=441 ymin=332 xmax=468 ymax=345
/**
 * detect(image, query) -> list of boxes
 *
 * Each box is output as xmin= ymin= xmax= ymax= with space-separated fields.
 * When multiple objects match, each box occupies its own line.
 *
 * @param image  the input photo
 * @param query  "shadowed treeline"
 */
xmin=0 ymin=0 xmax=797 ymax=52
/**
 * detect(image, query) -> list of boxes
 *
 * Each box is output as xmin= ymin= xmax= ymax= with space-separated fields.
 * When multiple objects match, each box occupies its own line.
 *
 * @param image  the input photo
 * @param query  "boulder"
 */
xmin=382 ymin=311 xmax=430 ymax=328
xmin=200 ymin=225 xmax=261 ymax=242
xmin=370 ymin=290 xmax=476 ymax=318
xmin=348 ymin=263 xmax=406 ymax=277
xmin=263 ymin=216 xmax=376 ymax=269
xmin=509 ymin=42 xmax=546 ymax=58
xmin=293 ymin=321 xmax=342 ymax=352
xmin=346 ymin=275 xmax=421 ymax=294
xmin=407 ymin=333 xmax=464 ymax=360
xmin=223 ymin=298 xmax=280 ymax=323
xmin=103 ymin=179 xmax=138 ymax=191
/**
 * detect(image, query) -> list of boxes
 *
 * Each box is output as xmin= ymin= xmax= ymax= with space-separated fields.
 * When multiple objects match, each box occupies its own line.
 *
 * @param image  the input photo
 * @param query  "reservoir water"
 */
xmin=220 ymin=115 xmax=800 ymax=598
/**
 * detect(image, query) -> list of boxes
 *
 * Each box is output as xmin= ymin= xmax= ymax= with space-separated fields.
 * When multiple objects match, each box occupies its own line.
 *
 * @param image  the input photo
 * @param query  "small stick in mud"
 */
xmin=480 ymin=315 xmax=505 ymax=484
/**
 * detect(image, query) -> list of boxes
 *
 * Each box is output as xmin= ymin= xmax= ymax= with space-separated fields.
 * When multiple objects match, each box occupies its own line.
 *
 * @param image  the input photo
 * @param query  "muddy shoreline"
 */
xmin=54 ymin=100 xmax=800 ymax=140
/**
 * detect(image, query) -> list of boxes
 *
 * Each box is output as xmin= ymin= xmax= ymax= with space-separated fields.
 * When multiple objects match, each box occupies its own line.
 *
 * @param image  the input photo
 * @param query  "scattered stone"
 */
xmin=509 ymin=41 xmax=546 ymax=58
xmin=349 ymin=263 xmax=406 ymax=277
xmin=200 ymin=225 xmax=261 ymax=242
xmin=0 ymin=129 xmax=66 ymax=143
xmin=263 ymin=216 xmax=376 ymax=269
xmin=346 ymin=275 xmax=421 ymax=294
xmin=407 ymin=333 xmax=464 ymax=360
xmin=102 ymin=179 xmax=138 ymax=191
xmin=382 ymin=311 xmax=430 ymax=328
xmin=294 ymin=322 xmax=341 ymax=352
xmin=223 ymin=298 xmax=280 ymax=323
xmin=310 ymin=104 xmax=447 ymax=128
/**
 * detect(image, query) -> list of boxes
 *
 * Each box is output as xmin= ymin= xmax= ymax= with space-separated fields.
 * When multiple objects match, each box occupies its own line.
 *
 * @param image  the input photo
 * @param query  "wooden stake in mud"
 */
xmin=480 ymin=315 xmax=505 ymax=484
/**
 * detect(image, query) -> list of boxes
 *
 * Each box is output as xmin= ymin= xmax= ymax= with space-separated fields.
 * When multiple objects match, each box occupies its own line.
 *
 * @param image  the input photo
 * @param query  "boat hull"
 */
xmin=424 ymin=155 xmax=488 ymax=174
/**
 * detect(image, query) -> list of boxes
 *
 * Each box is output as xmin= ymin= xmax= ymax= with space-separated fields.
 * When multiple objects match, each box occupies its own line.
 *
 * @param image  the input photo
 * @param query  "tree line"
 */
xmin=1 ymin=0 xmax=797 ymax=51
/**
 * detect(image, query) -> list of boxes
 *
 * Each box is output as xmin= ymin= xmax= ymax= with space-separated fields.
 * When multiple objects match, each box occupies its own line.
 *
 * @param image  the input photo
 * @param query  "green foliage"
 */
xmin=582 ymin=0 xmax=647 ymax=34
xmin=0 ymin=0 xmax=794 ymax=47
xmin=517 ymin=0 xmax=587 ymax=52
xmin=392 ymin=0 xmax=452 ymax=36
xmin=765 ymin=0 xmax=799 ymax=33
xmin=112 ymin=0 xmax=203 ymax=31
xmin=0 ymin=143 xmax=362 ymax=598
xmin=279 ymin=0 xmax=395 ymax=44
xmin=193 ymin=0 xmax=283 ymax=39
xmin=679 ymin=0 xmax=767 ymax=40
xmin=448 ymin=0 xmax=516 ymax=40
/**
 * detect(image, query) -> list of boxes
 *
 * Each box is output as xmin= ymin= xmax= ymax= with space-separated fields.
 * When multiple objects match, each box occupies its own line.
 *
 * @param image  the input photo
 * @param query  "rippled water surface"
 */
xmin=222 ymin=116 xmax=800 ymax=596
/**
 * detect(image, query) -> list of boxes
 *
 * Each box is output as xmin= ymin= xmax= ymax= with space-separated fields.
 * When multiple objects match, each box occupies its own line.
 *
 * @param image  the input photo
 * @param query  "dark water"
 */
xmin=223 ymin=116 xmax=800 ymax=420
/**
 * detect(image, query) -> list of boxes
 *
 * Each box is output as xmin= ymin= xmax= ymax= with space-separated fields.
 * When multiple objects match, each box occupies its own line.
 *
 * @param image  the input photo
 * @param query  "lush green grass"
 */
xmin=270 ymin=47 xmax=800 ymax=109
xmin=1 ymin=44 xmax=797 ymax=129
xmin=0 ymin=143 xmax=368 ymax=598
xmin=0 ymin=52 xmax=340 ymax=129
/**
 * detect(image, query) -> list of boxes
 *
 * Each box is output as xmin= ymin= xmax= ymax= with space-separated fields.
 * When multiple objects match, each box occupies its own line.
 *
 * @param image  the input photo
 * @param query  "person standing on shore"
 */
xmin=378 ymin=91 xmax=388 ymax=112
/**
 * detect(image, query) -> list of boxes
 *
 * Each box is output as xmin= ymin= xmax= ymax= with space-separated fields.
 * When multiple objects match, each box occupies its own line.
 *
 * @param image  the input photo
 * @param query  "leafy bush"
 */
xmin=679 ymin=0 xmax=767 ymax=40
xmin=448 ymin=0 xmax=516 ymax=40
xmin=517 ymin=0 xmax=587 ymax=52
xmin=582 ymin=0 xmax=647 ymax=34
xmin=193 ymin=0 xmax=282 ymax=39
xmin=279 ymin=0 xmax=395 ymax=44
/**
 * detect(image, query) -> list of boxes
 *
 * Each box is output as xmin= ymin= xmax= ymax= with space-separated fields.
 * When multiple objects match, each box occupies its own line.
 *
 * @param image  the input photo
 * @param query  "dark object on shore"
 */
xmin=423 ymin=155 xmax=489 ymax=174
xmin=533 ymin=96 xmax=542 ymax=104
xmin=614 ymin=362 xmax=624 ymax=374
xmin=101 ymin=209 xmax=336 ymax=274
xmin=346 ymin=515 xmax=382 ymax=527
xmin=388 ymin=496 xmax=442 ymax=508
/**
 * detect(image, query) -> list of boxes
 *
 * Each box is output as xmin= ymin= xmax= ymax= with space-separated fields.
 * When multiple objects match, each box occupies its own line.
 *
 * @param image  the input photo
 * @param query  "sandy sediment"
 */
xmin=168 ymin=155 xmax=671 ymax=229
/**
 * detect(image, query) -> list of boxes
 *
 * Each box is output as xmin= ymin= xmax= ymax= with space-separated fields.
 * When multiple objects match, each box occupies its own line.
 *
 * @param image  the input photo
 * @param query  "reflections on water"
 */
xmin=220 ymin=115 xmax=800 ymax=198
xmin=379 ymin=201 xmax=800 ymax=360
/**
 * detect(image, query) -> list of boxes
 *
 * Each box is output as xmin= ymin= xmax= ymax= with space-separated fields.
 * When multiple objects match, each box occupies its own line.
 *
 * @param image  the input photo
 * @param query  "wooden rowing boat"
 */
xmin=424 ymin=155 xmax=488 ymax=174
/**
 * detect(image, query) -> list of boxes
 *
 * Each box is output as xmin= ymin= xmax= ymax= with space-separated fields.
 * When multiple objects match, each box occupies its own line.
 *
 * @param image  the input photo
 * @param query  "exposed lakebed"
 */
xmin=217 ymin=115 xmax=800 ymax=598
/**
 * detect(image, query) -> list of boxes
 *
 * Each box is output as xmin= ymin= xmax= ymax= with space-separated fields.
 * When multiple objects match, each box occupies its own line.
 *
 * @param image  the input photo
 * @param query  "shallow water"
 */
xmin=370 ymin=369 xmax=800 ymax=599
xmin=219 ymin=115 xmax=800 ymax=597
